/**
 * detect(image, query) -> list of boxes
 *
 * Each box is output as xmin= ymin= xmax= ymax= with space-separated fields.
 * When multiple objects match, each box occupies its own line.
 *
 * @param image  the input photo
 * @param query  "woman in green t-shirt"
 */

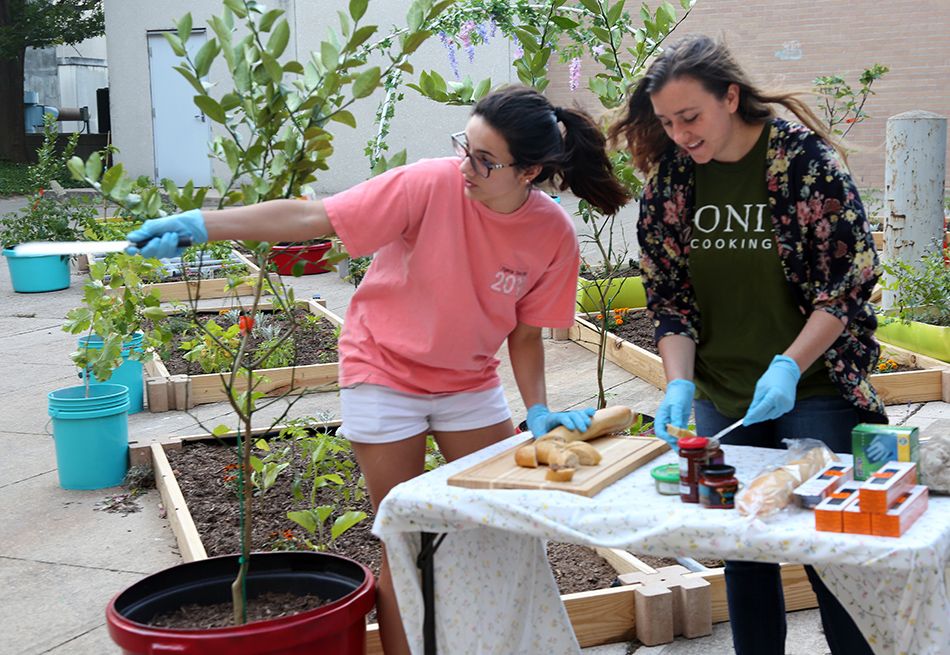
xmin=609 ymin=34 xmax=884 ymax=655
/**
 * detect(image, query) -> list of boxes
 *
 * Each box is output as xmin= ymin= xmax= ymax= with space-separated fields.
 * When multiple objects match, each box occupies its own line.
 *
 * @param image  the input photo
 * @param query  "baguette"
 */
xmin=737 ymin=446 xmax=838 ymax=517
xmin=514 ymin=444 xmax=538 ymax=468
xmin=535 ymin=439 xmax=564 ymax=465
xmin=564 ymin=441 xmax=602 ymax=466
xmin=549 ymin=449 xmax=580 ymax=471
xmin=539 ymin=406 xmax=635 ymax=442
xmin=545 ymin=467 xmax=576 ymax=482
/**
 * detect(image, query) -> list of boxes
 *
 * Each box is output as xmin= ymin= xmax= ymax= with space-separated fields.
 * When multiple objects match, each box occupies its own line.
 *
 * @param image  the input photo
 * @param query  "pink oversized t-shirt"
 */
xmin=324 ymin=157 xmax=579 ymax=394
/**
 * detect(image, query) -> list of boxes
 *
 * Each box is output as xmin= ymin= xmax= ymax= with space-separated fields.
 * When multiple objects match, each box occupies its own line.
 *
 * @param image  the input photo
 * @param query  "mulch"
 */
xmin=158 ymin=308 xmax=338 ymax=376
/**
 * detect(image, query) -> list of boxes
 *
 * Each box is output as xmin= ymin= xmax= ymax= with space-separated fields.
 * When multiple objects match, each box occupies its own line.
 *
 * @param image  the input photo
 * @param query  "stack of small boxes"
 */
xmin=804 ymin=461 xmax=929 ymax=537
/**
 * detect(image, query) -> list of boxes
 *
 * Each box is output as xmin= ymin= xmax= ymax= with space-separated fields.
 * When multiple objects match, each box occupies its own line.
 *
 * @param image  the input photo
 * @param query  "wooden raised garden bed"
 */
xmin=564 ymin=309 xmax=949 ymax=404
xmin=97 ymin=246 xmax=270 ymax=302
xmin=135 ymin=430 xmax=817 ymax=653
xmin=143 ymin=298 xmax=342 ymax=411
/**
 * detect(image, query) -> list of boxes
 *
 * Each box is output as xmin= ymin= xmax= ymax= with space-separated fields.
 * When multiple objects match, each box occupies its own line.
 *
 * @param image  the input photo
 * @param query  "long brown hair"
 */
xmin=608 ymin=34 xmax=844 ymax=173
xmin=475 ymin=86 xmax=630 ymax=215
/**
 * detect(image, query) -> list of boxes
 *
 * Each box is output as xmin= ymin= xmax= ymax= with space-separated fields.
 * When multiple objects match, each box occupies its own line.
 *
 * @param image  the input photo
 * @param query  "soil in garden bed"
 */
xmin=158 ymin=308 xmax=338 ymax=376
xmin=579 ymin=263 xmax=641 ymax=281
xmin=166 ymin=439 xmax=624 ymax=623
xmin=609 ymin=310 xmax=658 ymax=355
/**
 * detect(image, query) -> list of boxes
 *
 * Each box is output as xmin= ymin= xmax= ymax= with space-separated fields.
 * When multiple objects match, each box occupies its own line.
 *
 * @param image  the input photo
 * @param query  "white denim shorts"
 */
xmin=339 ymin=383 xmax=511 ymax=444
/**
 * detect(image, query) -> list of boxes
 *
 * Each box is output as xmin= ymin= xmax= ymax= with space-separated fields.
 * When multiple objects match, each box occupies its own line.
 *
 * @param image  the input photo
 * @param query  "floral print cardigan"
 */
xmin=638 ymin=118 xmax=887 ymax=422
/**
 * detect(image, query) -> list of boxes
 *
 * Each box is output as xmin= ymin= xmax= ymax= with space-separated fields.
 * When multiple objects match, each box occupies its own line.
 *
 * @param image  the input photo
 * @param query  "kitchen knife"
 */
xmin=13 ymin=236 xmax=193 ymax=256
xmin=709 ymin=418 xmax=744 ymax=442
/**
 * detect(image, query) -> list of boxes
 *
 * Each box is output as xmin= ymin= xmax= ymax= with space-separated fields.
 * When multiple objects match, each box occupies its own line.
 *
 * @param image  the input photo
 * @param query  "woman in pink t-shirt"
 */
xmin=128 ymin=86 xmax=628 ymax=654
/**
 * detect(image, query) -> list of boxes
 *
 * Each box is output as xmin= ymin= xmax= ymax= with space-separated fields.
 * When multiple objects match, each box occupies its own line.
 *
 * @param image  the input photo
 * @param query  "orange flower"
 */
xmin=238 ymin=315 xmax=254 ymax=335
xmin=845 ymin=117 xmax=857 ymax=124
xmin=615 ymin=318 xmax=623 ymax=325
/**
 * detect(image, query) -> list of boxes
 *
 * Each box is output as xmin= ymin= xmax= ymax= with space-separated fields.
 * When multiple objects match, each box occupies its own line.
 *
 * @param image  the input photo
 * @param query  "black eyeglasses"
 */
xmin=451 ymin=132 xmax=515 ymax=178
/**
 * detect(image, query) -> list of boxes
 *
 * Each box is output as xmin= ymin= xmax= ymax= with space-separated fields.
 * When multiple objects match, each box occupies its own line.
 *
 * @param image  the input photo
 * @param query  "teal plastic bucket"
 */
xmin=2 ymin=248 xmax=70 ymax=292
xmin=48 ymin=384 xmax=130 ymax=490
xmin=78 ymin=333 xmax=144 ymax=414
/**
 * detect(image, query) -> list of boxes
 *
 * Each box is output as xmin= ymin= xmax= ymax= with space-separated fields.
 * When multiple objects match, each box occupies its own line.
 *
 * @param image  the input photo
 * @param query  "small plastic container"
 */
xmin=651 ymin=464 xmax=680 ymax=495
xmin=699 ymin=464 xmax=739 ymax=509
xmin=679 ymin=436 xmax=709 ymax=503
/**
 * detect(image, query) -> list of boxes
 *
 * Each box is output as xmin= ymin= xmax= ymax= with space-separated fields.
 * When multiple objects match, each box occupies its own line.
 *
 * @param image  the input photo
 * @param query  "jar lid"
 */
xmin=678 ymin=436 xmax=708 ymax=450
xmin=700 ymin=464 xmax=736 ymax=478
xmin=651 ymin=463 xmax=680 ymax=483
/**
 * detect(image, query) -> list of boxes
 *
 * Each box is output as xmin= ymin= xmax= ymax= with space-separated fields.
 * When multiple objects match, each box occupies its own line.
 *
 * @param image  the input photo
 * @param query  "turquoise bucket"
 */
xmin=2 ymin=248 xmax=70 ymax=292
xmin=48 ymin=383 xmax=130 ymax=490
xmin=78 ymin=333 xmax=144 ymax=414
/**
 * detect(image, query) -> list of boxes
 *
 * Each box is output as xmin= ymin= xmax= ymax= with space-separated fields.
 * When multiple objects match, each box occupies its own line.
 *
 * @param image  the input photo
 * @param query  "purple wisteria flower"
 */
xmin=513 ymin=36 xmax=523 ymax=59
xmin=460 ymin=21 xmax=477 ymax=63
xmin=569 ymin=57 xmax=581 ymax=91
xmin=475 ymin=21 xmax=490 ymax=44
xmin=439 ymin=31 xmax=460 ymax=80
xmin=592 ymin=44 xmax=606 ymax=56
xmin=489 ymin=17 xmax=497 ymax=38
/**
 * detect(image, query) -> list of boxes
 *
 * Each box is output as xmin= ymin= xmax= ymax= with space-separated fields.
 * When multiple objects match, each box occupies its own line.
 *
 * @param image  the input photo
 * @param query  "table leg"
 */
xmin=417 ymin=531 xmax=446 ymax=655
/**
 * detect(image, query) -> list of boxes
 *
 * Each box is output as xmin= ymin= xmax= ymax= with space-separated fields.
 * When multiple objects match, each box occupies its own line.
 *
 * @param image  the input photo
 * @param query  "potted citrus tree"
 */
xmin=66 ymin=1 xmax=448 ymax=652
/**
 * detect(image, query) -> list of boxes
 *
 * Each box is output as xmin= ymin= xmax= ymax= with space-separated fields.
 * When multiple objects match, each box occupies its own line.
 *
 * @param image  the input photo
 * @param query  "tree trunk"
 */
xmin=0 ymin=52 xmax=27 ymax=163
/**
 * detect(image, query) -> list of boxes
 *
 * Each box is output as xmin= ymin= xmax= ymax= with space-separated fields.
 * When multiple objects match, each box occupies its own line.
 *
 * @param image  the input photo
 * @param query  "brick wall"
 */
xmin=547 ymin=0 xmax=950 ymax=193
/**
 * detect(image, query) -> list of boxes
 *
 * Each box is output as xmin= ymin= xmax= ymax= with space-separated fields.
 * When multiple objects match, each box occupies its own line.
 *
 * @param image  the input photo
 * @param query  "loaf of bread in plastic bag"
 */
xmin=736 ymin=439 xmax=838 ymax=517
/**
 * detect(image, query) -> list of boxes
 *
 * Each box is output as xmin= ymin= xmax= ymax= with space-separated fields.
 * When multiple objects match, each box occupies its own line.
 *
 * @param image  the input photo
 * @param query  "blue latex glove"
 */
xmin=126 ymin=209 xmax=209 ymax=259
xmin=742 ymin=354 xmax=801 ymax=426
xmin=867 ymin=434 xmax=897 ymax=463
xmin=526 ymin=404 xmax=595 ymax=440
xmin=654 ymin=378 xmax=695 ymax=449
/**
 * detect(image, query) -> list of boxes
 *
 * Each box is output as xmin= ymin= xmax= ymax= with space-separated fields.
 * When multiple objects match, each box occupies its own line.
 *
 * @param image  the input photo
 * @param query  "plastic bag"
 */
xmin=736 ymin=438 xmax=839 ymax=518
xmin=920 ymin=434 xmax=950 ymax=494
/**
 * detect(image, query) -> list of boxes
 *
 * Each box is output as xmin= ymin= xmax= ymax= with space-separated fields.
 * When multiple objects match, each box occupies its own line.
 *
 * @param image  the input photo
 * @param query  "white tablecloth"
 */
xmin=374 ymin=436 xmax=950 ymax=655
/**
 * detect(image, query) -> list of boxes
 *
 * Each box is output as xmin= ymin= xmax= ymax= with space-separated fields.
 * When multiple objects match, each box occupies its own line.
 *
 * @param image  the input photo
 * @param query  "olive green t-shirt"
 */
xmin=689 ymin=124 xmax=837 ymax=417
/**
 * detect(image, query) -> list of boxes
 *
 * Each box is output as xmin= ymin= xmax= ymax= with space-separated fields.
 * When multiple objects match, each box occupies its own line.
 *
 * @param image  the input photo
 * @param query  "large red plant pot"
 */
xmin=270 ymin=242 xmax=332 ymax=275
xmin=106 ymin=551 xmax=375 ymax=655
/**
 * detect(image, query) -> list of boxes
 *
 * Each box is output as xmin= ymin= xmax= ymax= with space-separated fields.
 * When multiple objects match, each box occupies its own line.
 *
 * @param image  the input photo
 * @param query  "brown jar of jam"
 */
xmin=699 ymin=465 xmax=739 ymax=509
xmin=678 ymin=436 xmax=709 ymax=503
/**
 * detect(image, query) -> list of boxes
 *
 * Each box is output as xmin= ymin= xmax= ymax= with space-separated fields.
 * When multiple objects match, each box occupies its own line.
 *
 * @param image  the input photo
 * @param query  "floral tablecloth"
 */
xmin=374 ymin=436 xmax=950 ymax=655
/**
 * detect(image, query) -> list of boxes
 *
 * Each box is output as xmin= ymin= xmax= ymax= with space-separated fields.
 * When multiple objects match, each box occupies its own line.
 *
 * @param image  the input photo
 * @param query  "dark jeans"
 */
xmin=694 ymin=396 xmax=873 ymax=655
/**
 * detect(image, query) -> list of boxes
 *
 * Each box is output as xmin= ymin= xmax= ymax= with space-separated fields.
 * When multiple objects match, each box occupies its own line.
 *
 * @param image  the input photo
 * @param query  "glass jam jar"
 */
xmin=678 ymin=436 xmax=709 ymax=503
xmin=699 ymin=465 xmax=739 ymax=509
xmin=705 ymin=437 xmax=725 ymax=466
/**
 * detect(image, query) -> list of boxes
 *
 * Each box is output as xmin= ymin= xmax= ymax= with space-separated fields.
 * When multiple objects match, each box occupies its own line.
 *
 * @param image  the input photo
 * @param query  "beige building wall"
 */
xmin=547 ymin=0 xmax=950 ymax=193
xmin=103 ymin=0 xmax=512 ymax=192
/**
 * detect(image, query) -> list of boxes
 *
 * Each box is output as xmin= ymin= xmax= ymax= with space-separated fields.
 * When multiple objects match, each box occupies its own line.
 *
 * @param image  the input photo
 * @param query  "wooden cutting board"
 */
xmin=447 ymin=435 xmax=669 ymax=497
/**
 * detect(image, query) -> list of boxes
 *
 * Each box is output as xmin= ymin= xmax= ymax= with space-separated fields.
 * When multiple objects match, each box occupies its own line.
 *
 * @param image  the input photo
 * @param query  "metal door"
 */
xmin=147 ymin=31 xmax=212 ymax=186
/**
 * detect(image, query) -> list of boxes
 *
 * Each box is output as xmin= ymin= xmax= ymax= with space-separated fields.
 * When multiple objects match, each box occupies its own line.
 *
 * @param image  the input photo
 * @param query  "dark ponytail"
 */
xmin=473 ymin=86 xmax=630 ymax=215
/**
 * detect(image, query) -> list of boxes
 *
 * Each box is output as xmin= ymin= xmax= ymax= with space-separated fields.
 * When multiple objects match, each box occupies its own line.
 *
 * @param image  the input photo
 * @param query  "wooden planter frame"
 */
xmin=143 ymin=298 xmax=343 ymax=411
xmin=135 ymin=431 xmax=817 ymax=653
xmin=563 ymin=309 xmax=949 ymax=404
xmin=97 ymin=245 xmax=270 ymax=302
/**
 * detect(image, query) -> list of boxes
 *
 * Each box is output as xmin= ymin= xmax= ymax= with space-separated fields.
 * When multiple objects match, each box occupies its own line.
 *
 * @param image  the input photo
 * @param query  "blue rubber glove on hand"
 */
xmin=655 ymin=379 xmax=695 ymax=449
xmin=742 ymin=354 xmax=801 ymax=426
xmin=126 ymin=209 xmax=209 ymax=259
xmin=526 ymin=404 xmax=595 ymax=440
xmin=867 ymin=434 xmax=897 ymax=463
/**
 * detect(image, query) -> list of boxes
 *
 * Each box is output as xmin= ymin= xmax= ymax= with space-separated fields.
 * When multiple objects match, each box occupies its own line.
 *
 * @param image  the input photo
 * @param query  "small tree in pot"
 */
xmin=66 ymin=0 xmax=451 ymax=650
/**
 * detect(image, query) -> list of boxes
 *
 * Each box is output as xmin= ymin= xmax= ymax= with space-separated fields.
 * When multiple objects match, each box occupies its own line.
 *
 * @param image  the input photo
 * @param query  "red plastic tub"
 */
xmin=270 ymin=242 xmax=332 ymax=275
xmin=106 ymin=551 xmax=375 ymax=655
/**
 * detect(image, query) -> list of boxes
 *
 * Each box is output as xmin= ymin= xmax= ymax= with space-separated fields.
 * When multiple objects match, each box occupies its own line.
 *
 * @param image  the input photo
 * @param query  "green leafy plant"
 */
xmin=62 ymin=254 xmax=172 ymax=383
xmin=813 ymin=64 xmax=889 ymax=140
xmin=413 ymin=0 xmax=695 ymax=407
xmin=0 ymin=188 xmax=97 ymax=248
xmin=880 ymin=246 xmax=950 ymax=326
xmin=66 ymin=0 xmax=450 ymax=625
xmin=180 ymin=318 xmax=243 ymax=374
